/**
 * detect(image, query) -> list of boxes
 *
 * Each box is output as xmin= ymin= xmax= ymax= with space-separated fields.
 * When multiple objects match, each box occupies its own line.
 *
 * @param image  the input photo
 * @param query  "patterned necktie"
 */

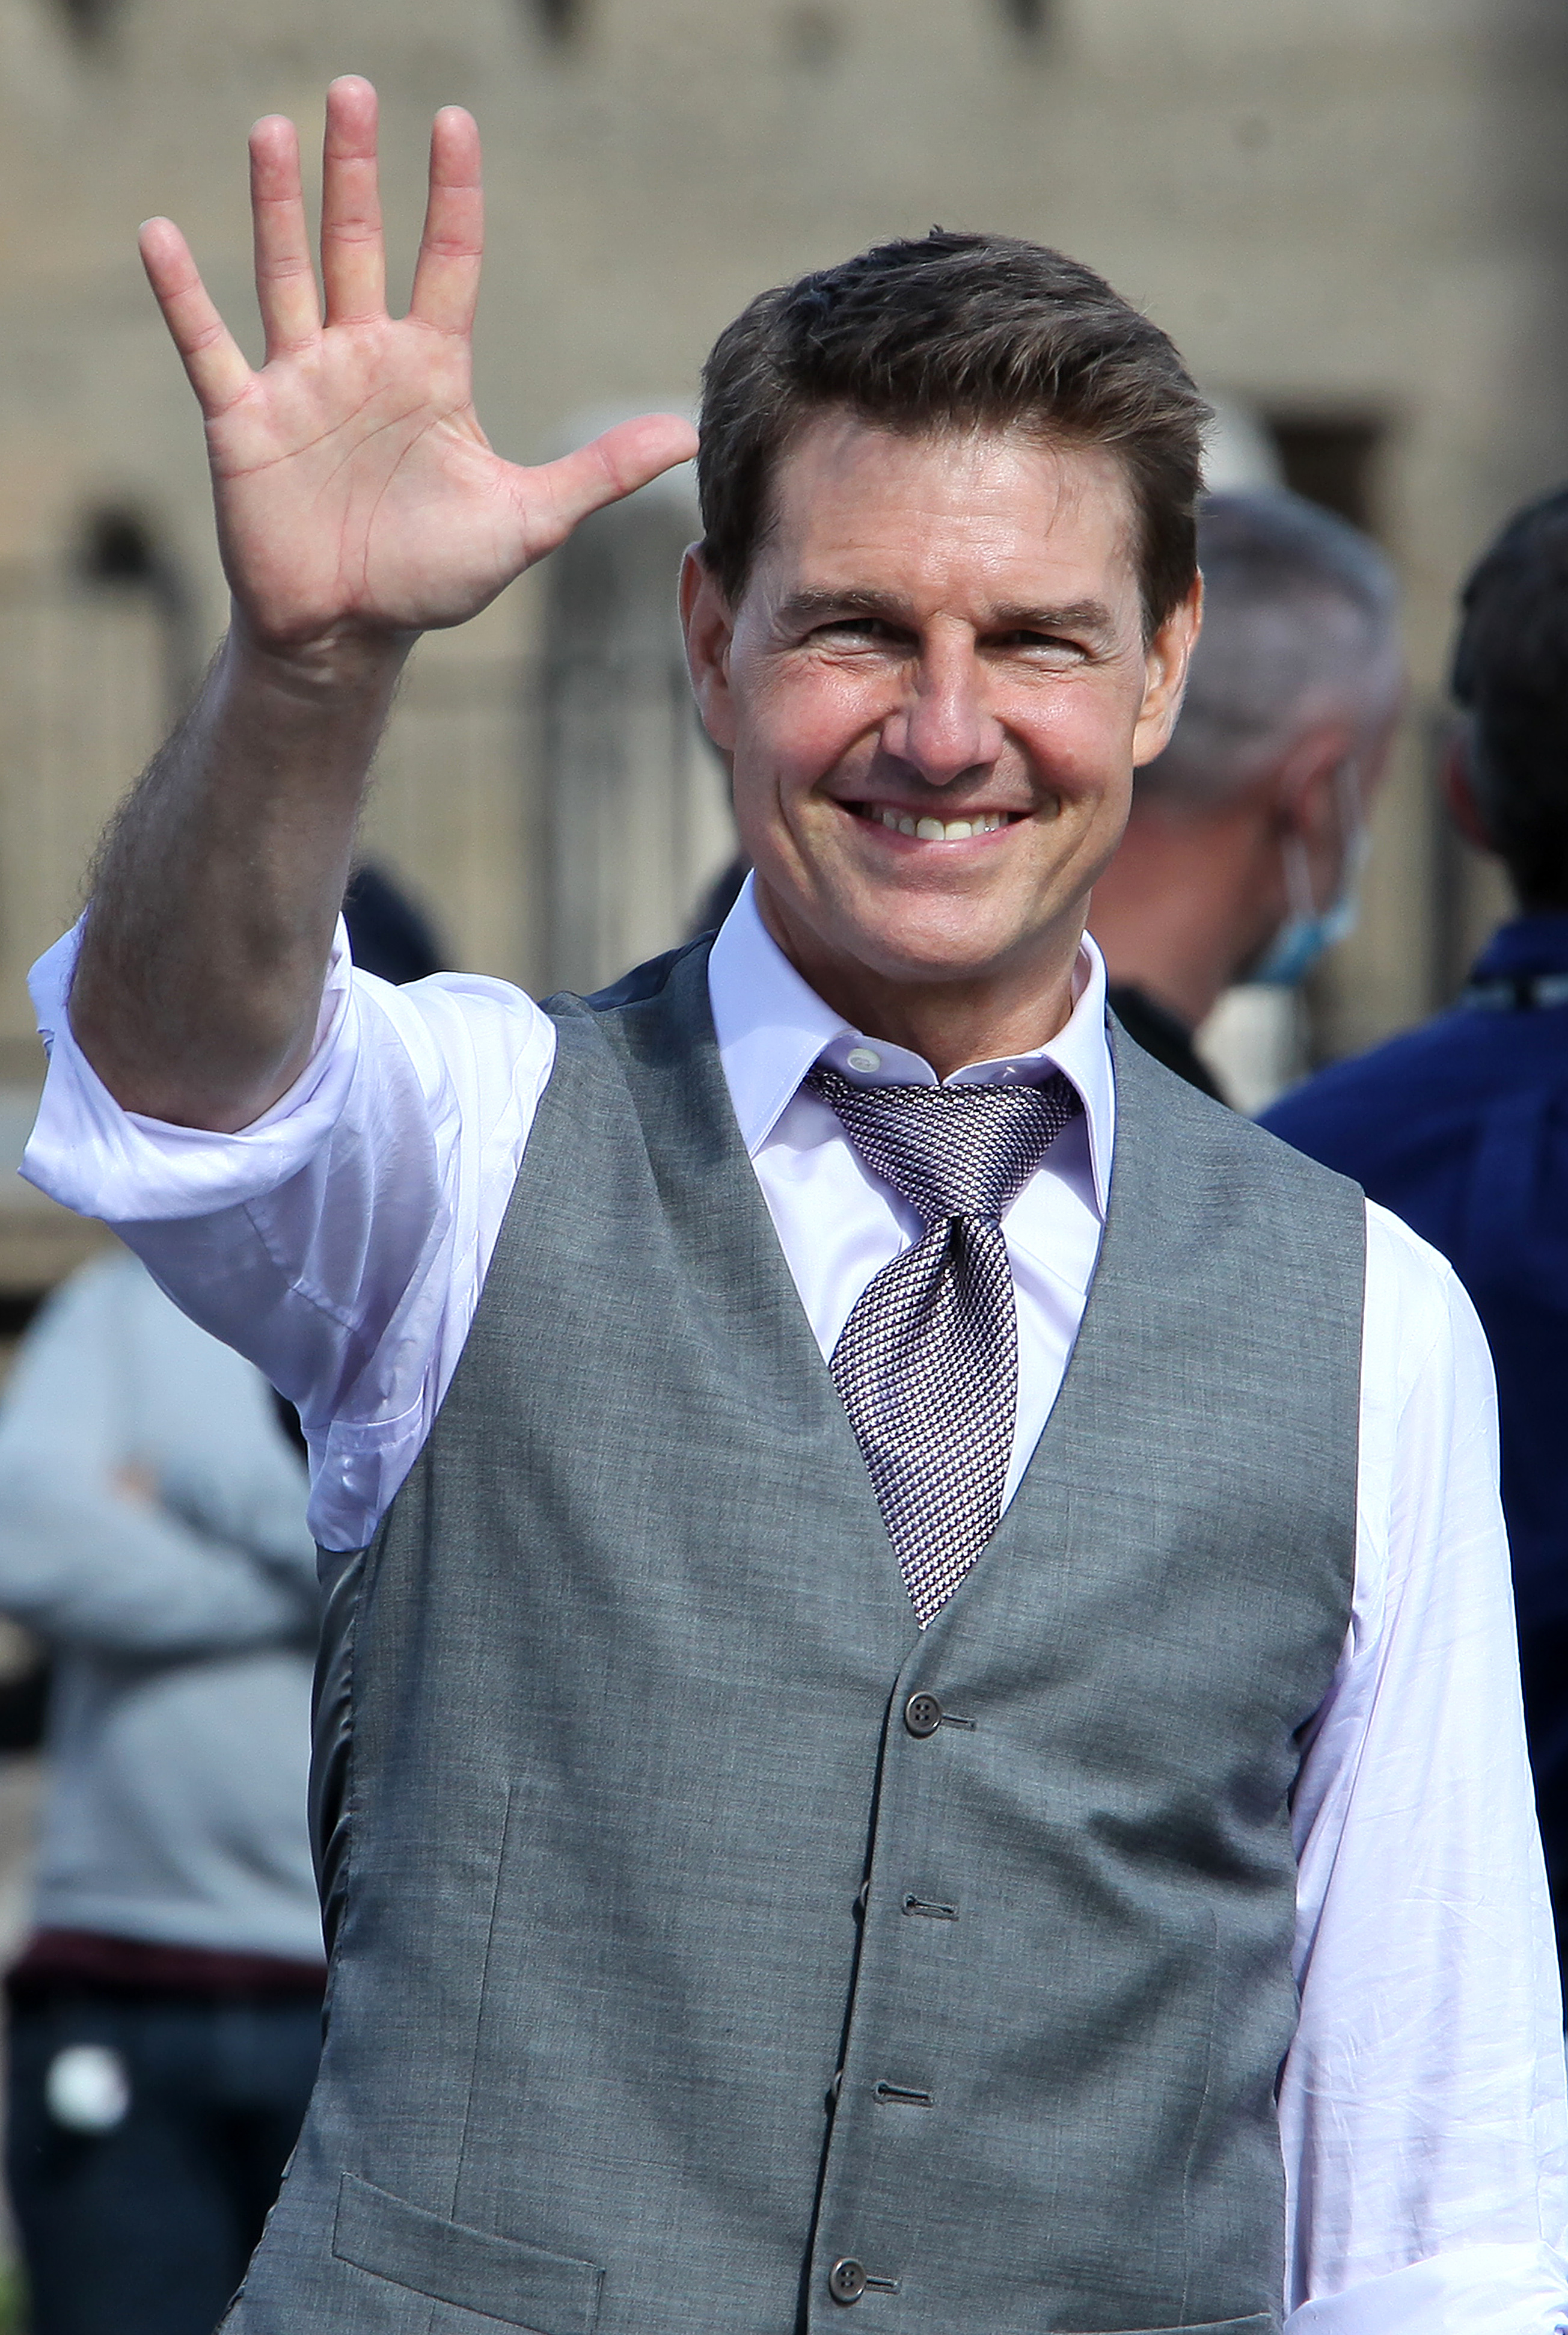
xmin=806 ymin=1061 xmax=1083 ymax=1625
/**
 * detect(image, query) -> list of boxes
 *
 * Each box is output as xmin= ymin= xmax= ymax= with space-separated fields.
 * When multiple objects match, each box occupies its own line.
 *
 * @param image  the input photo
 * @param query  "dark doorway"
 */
xmin=531 ymin=0 xmax=581 ymax=39
xmin=76 ymin=504 xmax=200 ymax=717
xmin=1264 ymin=414 xmax=1386 ymax=536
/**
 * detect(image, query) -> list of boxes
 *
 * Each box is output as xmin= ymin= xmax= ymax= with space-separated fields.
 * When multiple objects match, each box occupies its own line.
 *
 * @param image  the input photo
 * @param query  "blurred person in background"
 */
xmin=0 ymin=1257 xmax=320 ymax=2335
xmin=1265 ymin=488 xmax=1568 ymax=1977
xmin=1089 ymin=489 xmax=1403 ymax=1097
xmin=0 ymin=865 xmax=441 ymax=2335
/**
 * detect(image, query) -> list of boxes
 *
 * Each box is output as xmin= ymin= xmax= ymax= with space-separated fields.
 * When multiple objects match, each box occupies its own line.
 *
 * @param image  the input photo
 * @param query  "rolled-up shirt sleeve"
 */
xmin=23 ymin=919 xmax=556 ymax=1551
xmin=1282 ymin=1204 xmax=1568 ymax=2331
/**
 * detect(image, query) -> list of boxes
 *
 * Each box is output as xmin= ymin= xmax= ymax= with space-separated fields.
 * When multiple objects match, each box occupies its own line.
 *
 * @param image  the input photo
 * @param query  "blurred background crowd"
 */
xmin=0 ymin=0 xmax=1567 ymax=2327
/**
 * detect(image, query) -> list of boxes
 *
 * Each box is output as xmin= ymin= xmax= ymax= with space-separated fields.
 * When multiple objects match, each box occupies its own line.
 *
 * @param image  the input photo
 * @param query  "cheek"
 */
xmin=1010 ymin=689 xmax=1134 ymax=800
xmin=735 ymin=663 xmax=875 ymax=792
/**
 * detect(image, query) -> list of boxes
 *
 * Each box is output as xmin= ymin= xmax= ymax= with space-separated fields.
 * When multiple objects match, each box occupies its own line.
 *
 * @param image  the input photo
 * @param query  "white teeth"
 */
xmin=870 ymin=806 xmax=1010 ymax=841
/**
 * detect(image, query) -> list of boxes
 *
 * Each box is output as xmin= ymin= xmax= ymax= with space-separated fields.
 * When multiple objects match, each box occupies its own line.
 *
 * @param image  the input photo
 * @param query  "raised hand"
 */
xmin=138 ymin=76 xmax=697 ymax=654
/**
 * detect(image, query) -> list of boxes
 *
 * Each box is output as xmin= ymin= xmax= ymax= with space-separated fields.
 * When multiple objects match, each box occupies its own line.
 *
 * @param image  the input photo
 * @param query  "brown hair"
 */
xmin=697 ymin=229 xmax=1210 ymax=635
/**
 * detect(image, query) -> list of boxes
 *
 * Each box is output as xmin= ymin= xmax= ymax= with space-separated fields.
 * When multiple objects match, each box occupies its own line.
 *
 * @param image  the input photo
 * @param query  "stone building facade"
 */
xmin=0 ymin=0 xmax=1564 ymax=1277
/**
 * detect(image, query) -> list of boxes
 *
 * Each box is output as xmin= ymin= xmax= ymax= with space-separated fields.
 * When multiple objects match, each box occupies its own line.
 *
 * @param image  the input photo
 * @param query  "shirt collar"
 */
xmin=706 ymin=873 xmax=1114 ymax=1218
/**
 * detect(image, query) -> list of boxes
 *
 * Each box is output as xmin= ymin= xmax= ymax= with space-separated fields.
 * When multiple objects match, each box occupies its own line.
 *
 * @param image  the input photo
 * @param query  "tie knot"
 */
xmin=806 ymin=1061 xmax=1082 ymax=1226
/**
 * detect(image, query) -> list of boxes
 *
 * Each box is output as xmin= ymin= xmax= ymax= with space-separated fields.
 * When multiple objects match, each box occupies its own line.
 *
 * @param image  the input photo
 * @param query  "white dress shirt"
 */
xmin=22 ymin=878 xmax=1568 ymax=2333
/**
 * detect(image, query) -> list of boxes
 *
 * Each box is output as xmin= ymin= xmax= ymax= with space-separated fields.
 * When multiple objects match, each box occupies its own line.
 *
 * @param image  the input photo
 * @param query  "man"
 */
xmin=19 ymin=78 xmax=1566 ymax=2335
xmin=1089 ymin=489 xmax=1403 ymax=1097
xmin=1265 ymin=485 xmax=1568 ymax=1978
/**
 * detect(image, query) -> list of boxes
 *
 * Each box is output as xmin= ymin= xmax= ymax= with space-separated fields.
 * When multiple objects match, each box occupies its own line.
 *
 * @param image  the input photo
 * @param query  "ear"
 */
xmin=1270 ymin=719 xmax=1359 ymax=845
xmin=680 ymin=547 xmax=739 ymax=754
xmin=1442 ymin=727 xmax=1495 ymax=855
xmin=1131 ymin=571 xmax=1204 ymax=767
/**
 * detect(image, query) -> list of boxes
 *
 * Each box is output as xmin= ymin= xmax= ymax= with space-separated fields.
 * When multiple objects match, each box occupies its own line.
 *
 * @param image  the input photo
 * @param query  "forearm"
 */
xmin=68 ymin=612 xmax=408 ymax=1130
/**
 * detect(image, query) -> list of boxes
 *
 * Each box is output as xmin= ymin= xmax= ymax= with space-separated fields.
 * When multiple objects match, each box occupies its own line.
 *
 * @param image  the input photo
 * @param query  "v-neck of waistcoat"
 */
xmin=562 ymin=945 xmax=1163 ymax=1649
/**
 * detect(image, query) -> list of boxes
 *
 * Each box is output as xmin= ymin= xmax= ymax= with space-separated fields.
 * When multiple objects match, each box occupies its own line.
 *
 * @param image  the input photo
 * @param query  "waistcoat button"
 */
xmin=829 ymin=2257 xmax=868 ymax=2303
xmin=904 ymin=1691 xmax=943 ymax=1737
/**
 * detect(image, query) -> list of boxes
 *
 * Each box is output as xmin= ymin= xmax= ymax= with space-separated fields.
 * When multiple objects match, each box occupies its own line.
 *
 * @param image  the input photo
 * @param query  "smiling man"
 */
xmin=22 ymin=79 xmax=1568 ymax=2335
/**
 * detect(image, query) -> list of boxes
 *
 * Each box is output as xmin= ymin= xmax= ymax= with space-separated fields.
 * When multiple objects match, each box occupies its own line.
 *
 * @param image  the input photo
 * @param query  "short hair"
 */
xmin=1137 ymin=489 xmax=1401 ymax=806
xmin=696 ymin=229 xmax=1209 ymax=636
xmin=1451 ymin=487 xmax=1568 ymax=907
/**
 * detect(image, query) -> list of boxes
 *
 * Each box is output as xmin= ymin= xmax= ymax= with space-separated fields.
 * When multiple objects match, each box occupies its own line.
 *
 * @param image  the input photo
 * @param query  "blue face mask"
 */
xmin=1251 ymin=766 xmax=1369 ymax=989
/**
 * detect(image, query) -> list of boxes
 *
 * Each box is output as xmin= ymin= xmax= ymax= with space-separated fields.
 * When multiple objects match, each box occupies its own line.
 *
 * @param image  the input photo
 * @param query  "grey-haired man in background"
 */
xmin=1090 ymin=489 xmax=1403 ymax=1096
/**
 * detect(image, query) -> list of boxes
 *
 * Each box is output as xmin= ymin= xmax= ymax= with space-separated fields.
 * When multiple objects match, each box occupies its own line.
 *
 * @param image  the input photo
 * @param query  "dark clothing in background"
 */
xmin=342 ymin=863 xmax=445 ymax=985
xmin=7 ymin=1980 xmax=320 ymax=2335
xmin=1263 ymin=912 xmax=1568 ymax=1958
xmin=1106 ymin=983 xmax=1227 ymax=1102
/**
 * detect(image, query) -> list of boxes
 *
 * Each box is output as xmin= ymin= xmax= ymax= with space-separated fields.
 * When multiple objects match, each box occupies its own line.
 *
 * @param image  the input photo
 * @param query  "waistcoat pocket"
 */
xmin=332 ymin=2173 xmax=603 ymax=2333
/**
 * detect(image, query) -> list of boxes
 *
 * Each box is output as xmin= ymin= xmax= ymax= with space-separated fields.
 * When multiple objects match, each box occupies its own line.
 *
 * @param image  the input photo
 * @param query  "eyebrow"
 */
xmin=775 ymin=586 xmax=1119 ymax=638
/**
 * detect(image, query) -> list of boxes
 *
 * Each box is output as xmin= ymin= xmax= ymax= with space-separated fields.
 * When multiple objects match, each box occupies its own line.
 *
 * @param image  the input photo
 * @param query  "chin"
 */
xmin=827 ymin=898 xmax=1029 ymax=987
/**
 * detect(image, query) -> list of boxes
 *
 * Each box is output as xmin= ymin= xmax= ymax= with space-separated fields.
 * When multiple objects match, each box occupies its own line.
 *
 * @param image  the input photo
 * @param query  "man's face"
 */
xmin=682 ymin=414 xmax=1198 ymax=1029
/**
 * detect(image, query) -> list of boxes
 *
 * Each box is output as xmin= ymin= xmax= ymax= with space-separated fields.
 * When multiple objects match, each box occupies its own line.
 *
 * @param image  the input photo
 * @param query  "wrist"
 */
xmin=224 ymin=604 xmax=414 ymax=707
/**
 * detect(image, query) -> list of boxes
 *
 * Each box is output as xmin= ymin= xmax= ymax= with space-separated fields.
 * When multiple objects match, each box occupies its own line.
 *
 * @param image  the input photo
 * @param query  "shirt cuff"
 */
xmin=1287 ymin=2243 xmax=1568 ymax=2333
xmin=22 ymin=918 xmax=360 ymax=1224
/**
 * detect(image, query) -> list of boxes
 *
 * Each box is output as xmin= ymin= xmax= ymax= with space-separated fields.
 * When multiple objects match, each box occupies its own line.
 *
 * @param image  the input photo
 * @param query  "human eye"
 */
xmin=815 ymin=614 xmax=893 ymax=642
xmin=994 ymin=626 xmax=1088 ymax=663
xmin=803 ymin=613 xmax=911 ymax=656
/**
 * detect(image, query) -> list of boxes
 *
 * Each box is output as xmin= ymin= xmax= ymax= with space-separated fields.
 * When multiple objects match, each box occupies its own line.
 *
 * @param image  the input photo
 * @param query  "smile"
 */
xmin=854 ymin=805 xmax=1020 ymax=842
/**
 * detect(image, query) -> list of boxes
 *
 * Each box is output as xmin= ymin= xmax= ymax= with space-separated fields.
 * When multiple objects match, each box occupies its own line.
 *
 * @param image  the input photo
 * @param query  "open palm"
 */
xmin=140 ymin=78 xmax=697 ymax=651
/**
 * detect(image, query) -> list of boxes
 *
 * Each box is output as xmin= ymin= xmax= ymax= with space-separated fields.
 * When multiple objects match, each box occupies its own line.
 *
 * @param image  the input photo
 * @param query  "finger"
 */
xmin=523 ymin=415 xmax=701 ymax=557
xmin=138 ymin=218 xmax=253 ymax=419
xmin=250 ymin=114 xmax=321 ymax=357
xmin=320 ymin=75 xmax=386 ymax=324
xmin=408 ymin=106 xmax=483 ymax=337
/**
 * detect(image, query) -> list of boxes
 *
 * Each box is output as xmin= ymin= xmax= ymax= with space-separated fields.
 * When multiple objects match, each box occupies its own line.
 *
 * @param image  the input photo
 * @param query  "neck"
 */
xmin=753 ymin=882 xmax=1083 ymax=1078
xmin=1088 ymin=795 xmax=1279 ymax=1030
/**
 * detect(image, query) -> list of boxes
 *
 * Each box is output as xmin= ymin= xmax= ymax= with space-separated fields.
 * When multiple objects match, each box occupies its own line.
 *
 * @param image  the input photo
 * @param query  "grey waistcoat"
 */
xmin=225 ymin=940 xmax=1364 ymax=2335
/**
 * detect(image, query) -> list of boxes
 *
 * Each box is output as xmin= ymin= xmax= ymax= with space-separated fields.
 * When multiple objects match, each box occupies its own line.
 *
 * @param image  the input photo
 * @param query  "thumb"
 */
xmin=520 ymin=414 xmax=700 ymax=562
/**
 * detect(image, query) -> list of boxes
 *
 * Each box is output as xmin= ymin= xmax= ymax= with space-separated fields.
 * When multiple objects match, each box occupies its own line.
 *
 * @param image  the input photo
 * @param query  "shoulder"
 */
xmin=1361 ymin=1195 xmax=1491 ymax=1418
xmin=1109 ymin=1029 xmax=1368 ymax=1358
xmin=577 ymin=939 xmax=711 ymax=1015
xmin=1113 ymin=1018 xmax=1364 ymax=1209
xmin=542 ymin=940 xmax=716 ymax=1081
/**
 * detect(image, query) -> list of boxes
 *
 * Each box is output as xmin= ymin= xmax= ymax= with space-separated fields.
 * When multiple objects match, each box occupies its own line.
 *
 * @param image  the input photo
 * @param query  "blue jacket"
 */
xmin=1264 ymin=915 xmax=1568 ymax=1930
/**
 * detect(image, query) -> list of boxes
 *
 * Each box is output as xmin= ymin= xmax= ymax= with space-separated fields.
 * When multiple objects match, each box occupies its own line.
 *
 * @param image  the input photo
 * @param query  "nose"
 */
xmin=879 ymin=634 xmax=1003 ymax=789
